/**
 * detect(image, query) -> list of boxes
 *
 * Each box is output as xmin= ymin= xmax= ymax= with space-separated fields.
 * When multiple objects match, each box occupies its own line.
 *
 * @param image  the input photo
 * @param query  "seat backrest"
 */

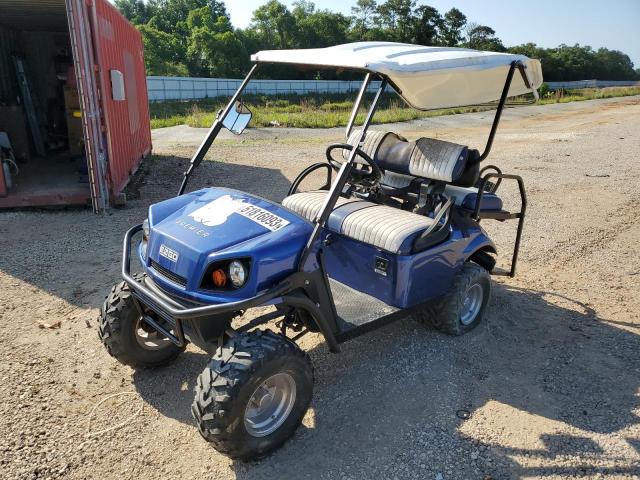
xmin=345 ymin=129 xmax=477 ymax=186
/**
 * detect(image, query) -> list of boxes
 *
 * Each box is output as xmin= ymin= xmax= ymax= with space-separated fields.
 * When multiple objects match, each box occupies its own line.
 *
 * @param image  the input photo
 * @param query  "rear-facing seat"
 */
xmin=344 ymin=129 xmax=501 ymax=211
xmin=282 ymin=130 xmax=500 ymax=253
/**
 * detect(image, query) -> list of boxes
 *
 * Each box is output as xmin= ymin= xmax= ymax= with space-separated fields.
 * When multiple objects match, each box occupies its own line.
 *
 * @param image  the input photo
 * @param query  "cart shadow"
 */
xmin=128 ymin=281 xmax=640 ymax=478
xmin=131 ymin=350 xmax=209 ymax=423
xmin=0 ymin=153 xmax=295 ymax=312
xmin=227 ymin=283 xmax=640 ymax=479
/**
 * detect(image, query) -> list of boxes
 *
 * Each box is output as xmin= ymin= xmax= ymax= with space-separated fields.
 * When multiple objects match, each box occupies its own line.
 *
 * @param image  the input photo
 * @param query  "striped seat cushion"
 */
xmin=282 ymin=191 xmax=434 ymax=254
xmin=346 ymin=129 xmax=468 ymax=183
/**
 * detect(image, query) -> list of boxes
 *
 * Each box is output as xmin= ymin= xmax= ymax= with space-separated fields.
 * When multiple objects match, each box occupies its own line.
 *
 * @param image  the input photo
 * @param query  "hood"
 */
xmin=150 ymin=188 xmax=300 ymax=252
xmin=144 ymin=188 xmax=312 ymax=296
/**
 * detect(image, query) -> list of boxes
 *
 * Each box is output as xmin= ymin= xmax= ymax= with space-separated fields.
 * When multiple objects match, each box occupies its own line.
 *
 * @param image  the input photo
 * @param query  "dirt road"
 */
xmin=1 ymin=97 xmax=639 ymax=480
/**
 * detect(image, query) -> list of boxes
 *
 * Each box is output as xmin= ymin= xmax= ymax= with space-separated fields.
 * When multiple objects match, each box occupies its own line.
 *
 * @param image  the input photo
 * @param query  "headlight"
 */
xmin=142 ymin=218 xmax=150 ymax=240
xmin=228 ymin=260 xmax=247 ymax=288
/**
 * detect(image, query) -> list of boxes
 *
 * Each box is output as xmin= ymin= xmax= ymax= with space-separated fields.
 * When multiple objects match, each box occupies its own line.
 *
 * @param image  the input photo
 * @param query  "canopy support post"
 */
xmin=478 ymin=61 xmax=520 ymax=162
xmin=345 ymin=73 xmax=372 ymax=140
xmin=177 ymin=64 xmax=259 ymax=196
xmin=298 ymin=77 xmax=388 ymax=271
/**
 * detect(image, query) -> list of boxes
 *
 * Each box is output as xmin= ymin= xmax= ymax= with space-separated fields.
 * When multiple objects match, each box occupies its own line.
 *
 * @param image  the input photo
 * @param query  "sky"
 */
xmin=226 ymin=0 xmax=640 ymax=66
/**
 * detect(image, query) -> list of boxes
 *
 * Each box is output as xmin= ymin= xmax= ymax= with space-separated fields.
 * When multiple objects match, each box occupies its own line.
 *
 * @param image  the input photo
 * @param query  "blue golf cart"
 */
xmin=98 ymin=42 xmax=542 ymax=460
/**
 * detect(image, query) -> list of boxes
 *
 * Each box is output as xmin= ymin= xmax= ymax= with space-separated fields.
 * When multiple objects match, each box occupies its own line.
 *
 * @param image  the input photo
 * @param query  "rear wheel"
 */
xmin=98 ymin=275 xmax=184 ymax=368
xmin=415 ymin=262 xmax=491 ymax=335
xmin=191 ymin=330 xmax=313 ymax=460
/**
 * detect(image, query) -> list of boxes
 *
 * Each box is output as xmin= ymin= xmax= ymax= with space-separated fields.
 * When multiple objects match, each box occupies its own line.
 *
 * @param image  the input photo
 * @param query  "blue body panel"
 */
xmin=140 ymin=186 xmax=495 ymax=310
xmin=322 ymin=223 xmax=494 ymax=309
xmin=142 ymin=188 xmax=313 ymax=303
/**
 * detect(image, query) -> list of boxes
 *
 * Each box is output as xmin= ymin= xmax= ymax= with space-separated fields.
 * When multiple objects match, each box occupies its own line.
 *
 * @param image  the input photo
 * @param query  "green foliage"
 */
xmin=137 ymin=24 xmax=188 ymax=76
xmin=538 ymin=83 xmax=550 ymax=98
xmin=351 ymin=0 xmax=378 ymax=40
xmin=117 ymin=0 xmax=639 ymax=82
xmin=115 ymin=0 xmax=157 ymax=24
xmin=440 ymin=8 xmax=467 ymax=47
xmin=465 ymin=25 xmax=505 ymax=52
xmin=412 ymin=5 xmax=443 ymax=45
xmin=508 ymin=43 xmax=638 ymax=81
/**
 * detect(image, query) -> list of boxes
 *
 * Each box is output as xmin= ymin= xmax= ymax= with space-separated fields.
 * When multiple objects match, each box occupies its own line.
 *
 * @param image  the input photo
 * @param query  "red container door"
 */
xmin=65 ymin=0 xmax=110 ymax=212
xmin=91 ymin=0 xmax=152 ymax=198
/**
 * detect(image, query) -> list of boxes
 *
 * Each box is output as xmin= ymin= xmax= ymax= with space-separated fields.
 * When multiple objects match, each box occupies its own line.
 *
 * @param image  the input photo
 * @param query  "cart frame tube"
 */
xmin=298 ymin=76 xmax=388 ymax=270
xmin=177 ymin=64 xmax=259 ymax=195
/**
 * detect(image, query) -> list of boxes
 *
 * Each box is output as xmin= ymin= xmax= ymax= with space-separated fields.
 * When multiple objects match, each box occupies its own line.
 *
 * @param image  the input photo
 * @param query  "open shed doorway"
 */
xmin=0 ymin=0 xmax=91 ymax=208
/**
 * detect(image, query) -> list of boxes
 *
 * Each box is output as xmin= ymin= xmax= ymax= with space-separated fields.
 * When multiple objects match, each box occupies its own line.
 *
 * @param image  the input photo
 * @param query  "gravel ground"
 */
xmin=0 ymin=96 xmax=639 ymax=480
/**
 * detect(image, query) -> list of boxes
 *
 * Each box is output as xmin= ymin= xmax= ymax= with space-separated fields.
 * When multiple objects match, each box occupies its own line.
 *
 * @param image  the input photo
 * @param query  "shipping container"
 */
xmin=0 ymin=0 xmax=151 ymax=212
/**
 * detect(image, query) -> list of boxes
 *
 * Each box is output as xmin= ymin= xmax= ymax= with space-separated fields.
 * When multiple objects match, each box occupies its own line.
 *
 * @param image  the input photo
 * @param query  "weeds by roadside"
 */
xmin=149 ymin=86 xmax=640 ymax=129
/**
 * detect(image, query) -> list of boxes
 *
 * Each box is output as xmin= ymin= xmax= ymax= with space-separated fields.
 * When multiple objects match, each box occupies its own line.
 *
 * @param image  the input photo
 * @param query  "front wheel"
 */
xmin=415 ymin=262 xmax=491 ymax=335
xmin=98 ymin=275 xmax=185 ymax=368
xmin=191 ymin=330 xmax=313 ymax=460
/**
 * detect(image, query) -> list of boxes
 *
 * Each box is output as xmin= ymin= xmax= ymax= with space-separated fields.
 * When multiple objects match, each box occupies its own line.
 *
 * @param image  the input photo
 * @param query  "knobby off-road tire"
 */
xmin=98 ymin=274 xmax=184 ymax=368
xmin=415 ymin=262 xmax=491 ymax=335
xmin=192 ymin=330 xmax=313 ymax=461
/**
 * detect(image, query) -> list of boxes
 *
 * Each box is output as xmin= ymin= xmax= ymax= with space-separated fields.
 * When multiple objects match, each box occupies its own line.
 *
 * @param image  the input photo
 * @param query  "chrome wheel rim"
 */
xmin=244 ymin=372 xmax=296 ymax=438
xmin=134 ymin=318 xmax=172 ymax=350
xmin=460 ymin=283 xmax=483 ymax=326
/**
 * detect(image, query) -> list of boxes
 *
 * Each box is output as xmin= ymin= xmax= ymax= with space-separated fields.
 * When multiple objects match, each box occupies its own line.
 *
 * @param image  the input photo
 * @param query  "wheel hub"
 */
xmin=134 ymin=318 xmax=172 ymax=351
xmin=244 ymin=372 xmax=296 ymax=438
xmin=460 ymin=283 xmax=483 ymax=326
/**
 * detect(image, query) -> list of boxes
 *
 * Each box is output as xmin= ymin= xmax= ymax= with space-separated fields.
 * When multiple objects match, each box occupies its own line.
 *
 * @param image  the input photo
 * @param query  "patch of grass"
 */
xmin=536 ymin=86 xmax=640 ymax=105
xmin=149 ymin=87 xmax=640 ymax=130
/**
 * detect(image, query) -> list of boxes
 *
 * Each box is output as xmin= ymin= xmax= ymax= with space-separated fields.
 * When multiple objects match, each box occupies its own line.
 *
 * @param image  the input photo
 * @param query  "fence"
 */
xmin=546 ymin=80 xmax=640 ymax=89
xmin=147 ymin=77 xmax=384 ymax=101
xmin=146 ymin=76 xmax=640 ymax=102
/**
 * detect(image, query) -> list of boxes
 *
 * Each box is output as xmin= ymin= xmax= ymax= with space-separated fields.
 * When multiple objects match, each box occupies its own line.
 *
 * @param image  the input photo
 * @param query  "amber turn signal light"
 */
xmin=212 ymin=269 xmax=227 ymax=288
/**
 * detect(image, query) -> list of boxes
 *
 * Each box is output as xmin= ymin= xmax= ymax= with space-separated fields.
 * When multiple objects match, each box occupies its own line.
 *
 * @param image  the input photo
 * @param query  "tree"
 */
xmin=137 ymin=24 xmax=188 ymax=76
xmin=440 ymin=7 xmax=466 ymax=46
xmin=292 ymin=1 xmax=350 ymax=48
xmin=593 ymin=48 xmax=636 ymax=80
xmin=146 ymin=0 xmax=209 ymax=34
xmin=250 ymin=0 xmax=296 ymax=49
xmin=376 ymin=0 xmax=417 ymax=43
xmin=115 ymin=0 xmax=157 ymax=24
xmin=210 ymin=0 xmax=229 ymax=20
xmin=351 ymin=0 xmax=378 ymax=40
xmin=411 ymin=5 xmax=442 ymax=45
xmin=465 ymin=25 xmax=505 ymax=52
xmin=115 ymin=0 xmax=639 ymax=82
xmin=186 ymin=5 xmax=248 ymax=77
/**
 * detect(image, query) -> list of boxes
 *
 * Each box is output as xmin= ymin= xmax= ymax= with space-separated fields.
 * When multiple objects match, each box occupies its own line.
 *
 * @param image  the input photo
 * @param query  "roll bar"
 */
xmin=478 ymin=61 xmax=536 ymax=162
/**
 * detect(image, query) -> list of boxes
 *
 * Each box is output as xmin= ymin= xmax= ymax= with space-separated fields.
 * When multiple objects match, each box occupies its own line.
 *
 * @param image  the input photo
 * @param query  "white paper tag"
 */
xmin=236 ymin=205 xmax=290 ymax=232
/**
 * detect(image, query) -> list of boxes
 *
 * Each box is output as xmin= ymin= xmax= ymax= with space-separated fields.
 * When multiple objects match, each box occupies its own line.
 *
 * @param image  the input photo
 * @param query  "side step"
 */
xmin=329 ymin=279 xmax=408 ymax=342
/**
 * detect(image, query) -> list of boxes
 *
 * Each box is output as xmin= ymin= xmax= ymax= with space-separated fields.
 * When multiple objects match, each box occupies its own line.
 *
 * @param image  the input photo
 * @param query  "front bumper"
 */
xmin=121 ymin=225 xmax=338 ymax=351
xmin=122 ymin=225 xmax=291 ymax=347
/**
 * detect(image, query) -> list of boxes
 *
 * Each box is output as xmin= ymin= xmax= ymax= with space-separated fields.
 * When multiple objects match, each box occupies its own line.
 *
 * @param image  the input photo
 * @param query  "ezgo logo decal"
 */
xmin=159 ymin=244 xmax=179 ymax=262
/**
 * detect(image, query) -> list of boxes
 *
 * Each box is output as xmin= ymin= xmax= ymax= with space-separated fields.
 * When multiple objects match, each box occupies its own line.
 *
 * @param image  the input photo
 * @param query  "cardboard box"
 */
xmin=66 ymin=113 xmax=84 ymax=155
xmin=64 ymin=86 xmax=81 ymax=111
xmin=0 ymin=106 xmax=31 ymax=161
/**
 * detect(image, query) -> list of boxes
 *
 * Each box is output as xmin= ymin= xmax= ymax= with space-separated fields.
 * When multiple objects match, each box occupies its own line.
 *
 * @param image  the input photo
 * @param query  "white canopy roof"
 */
xmin=251 ymin=42 xmax=543 ymax=110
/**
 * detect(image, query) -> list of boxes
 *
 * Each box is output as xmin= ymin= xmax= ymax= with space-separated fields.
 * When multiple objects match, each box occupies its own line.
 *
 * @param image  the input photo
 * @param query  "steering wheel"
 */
xmin=325 ymin=143 xmax=383 ymax=188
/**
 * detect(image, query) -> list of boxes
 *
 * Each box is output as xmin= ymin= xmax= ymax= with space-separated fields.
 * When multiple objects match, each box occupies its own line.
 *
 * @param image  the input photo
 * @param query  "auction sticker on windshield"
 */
xmin=236 ymin=205 xmax=290 ymax=232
